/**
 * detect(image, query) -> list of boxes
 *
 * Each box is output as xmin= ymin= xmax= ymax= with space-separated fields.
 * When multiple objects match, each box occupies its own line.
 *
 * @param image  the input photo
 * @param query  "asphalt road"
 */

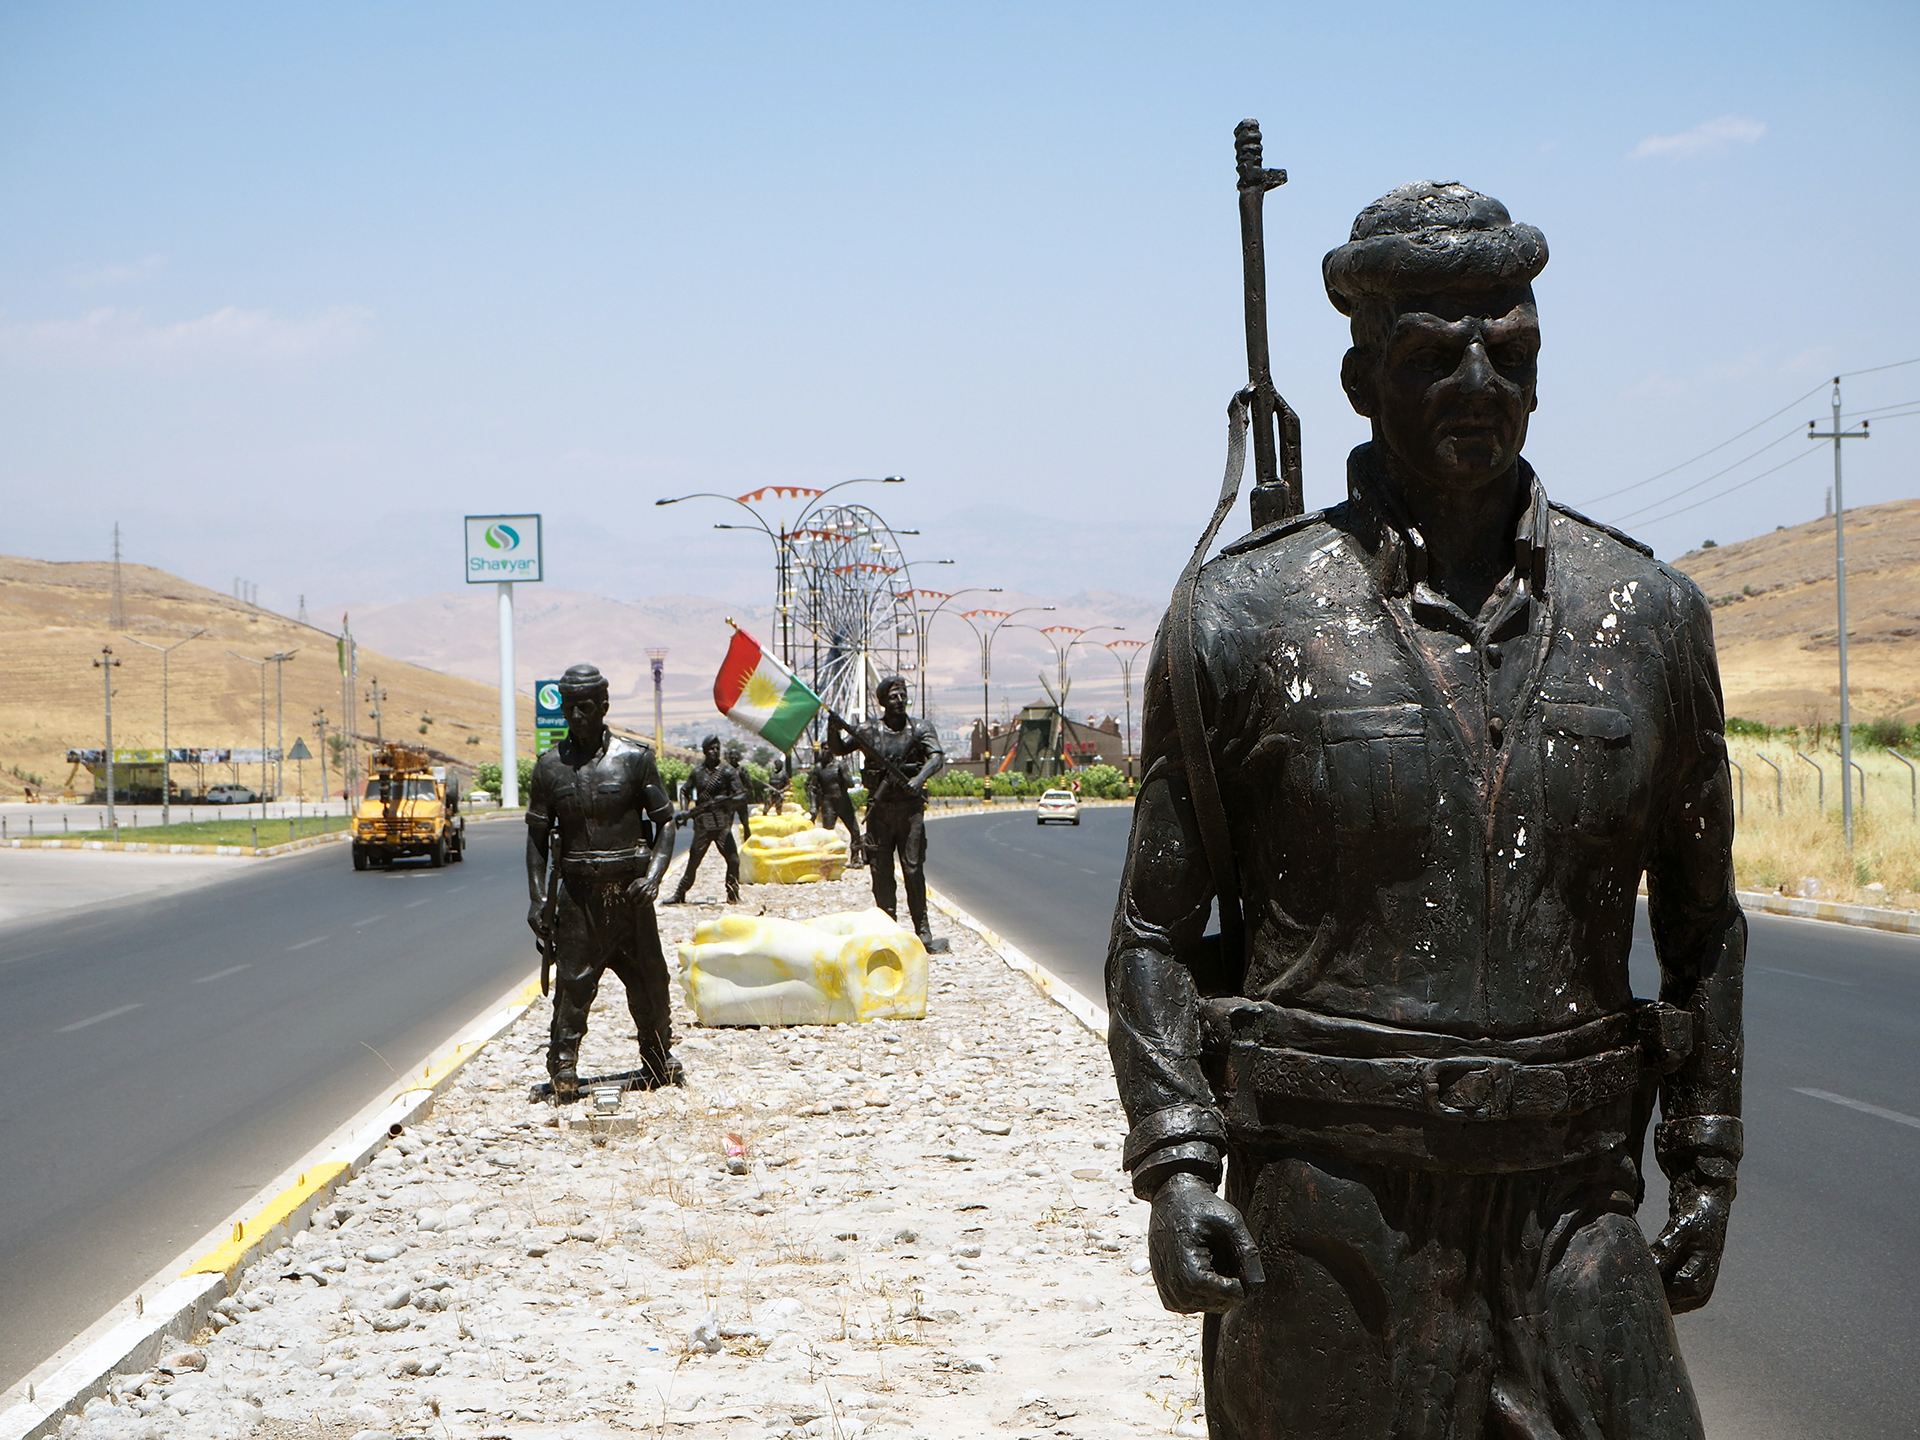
xmin=0 ymin=822 xmax=537 ymax=1391
xmin=928 ymin=806 xmax=1920 ymax=1440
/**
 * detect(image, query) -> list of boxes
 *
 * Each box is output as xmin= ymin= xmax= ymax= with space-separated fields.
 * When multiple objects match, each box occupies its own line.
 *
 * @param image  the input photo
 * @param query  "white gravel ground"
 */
xmin=56 ymin=864 xmax=1206 ymax=1440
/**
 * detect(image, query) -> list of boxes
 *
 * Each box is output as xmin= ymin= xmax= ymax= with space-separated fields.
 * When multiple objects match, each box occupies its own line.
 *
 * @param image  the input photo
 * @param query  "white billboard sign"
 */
xmin=464 ymin=513 xmax=544 ymax=583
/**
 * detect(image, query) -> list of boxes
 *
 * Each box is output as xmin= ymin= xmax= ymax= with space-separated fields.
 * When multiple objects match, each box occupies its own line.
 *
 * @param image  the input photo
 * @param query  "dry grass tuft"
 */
xmin=1727 ymin=737 xmax=1920 ymax=907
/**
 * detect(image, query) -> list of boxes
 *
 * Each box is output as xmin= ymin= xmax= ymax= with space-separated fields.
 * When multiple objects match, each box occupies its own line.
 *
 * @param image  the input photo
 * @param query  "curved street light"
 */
xmin=1013 ymin=623 xmax=1127 ymax=702
xmin=897 ymin=586 xmax=1005 ymax=718
xmin=656 ymin=477 xmax=905 ymax=668
xmin=1105 ymin=639 xmax=1149 ymax=772
xmin=954 ymin=605 xmax=1055 ymax=738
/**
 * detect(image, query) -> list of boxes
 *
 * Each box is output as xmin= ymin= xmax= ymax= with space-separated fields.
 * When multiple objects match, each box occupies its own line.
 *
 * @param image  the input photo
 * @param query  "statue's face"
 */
xmin=879 ymin=685 xmax=909 ymax=722
xmin=562 ymin=693 xmax=609 ymax=733
xmin=1346 ymin=289 xmax=1539 ymax=496
xmin=703 ymin=739 xmax=722 ymax=763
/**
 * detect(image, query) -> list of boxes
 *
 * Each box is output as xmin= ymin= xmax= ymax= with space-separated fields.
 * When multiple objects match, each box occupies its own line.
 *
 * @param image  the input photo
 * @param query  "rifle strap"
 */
xmin=1166 ymin=388 xmax=1254 ymax=962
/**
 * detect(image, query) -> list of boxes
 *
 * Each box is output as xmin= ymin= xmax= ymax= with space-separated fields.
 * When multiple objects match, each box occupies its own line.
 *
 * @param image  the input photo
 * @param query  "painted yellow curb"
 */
xmin=182 ymin=1161 xmax=349 ymax=1278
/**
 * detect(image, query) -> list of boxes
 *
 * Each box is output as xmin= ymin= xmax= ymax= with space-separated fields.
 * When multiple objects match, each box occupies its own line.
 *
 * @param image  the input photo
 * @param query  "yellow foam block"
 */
xmin=739 ymin=825 xmax=850 ymax=885
xmin=677 ymin=908 xmax=928 ymax=1026
xmin=747 ymin=811 xmax=815 ymax=838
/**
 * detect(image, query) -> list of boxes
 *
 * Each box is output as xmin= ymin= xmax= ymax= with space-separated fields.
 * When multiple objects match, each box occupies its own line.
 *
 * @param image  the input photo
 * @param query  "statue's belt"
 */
xmin=558 ymin=847 xmax=647 ymax=879
xmin=1200 ymin=998 xmax=1694 ymax=1174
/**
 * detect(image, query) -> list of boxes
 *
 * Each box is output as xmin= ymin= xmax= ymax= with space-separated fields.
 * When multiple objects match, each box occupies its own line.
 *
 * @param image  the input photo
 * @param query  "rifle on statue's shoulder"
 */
xmin=826 ymin=710 xmax=920 ymax=806
xmin=1234 ymin=119 xmax=1303 ymax=529
xmin=1163 ymin=121 xmax=1306 ymax=972
xmin=537 ymin=812 xmax=562 ymax=996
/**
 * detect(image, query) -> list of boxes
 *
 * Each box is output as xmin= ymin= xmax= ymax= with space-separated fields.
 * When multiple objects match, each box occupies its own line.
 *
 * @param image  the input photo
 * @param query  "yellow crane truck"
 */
xmin=351 ymin=744 xmax=465 ymax=870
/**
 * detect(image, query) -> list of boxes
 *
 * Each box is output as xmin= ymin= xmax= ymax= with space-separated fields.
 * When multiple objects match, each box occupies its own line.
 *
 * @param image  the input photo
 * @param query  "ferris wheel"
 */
xmin=790 ymin=503 xmax=920 ymax=730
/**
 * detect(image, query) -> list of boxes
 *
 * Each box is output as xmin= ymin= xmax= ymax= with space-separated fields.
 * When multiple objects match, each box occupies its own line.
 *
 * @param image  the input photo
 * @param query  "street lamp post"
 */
xmin=314 ymin=710 xmax=331 ymax=811
xmin=656 ymin=476 xmax=905 ymax=672
xmin=93 ymin=647 xmax=121 ymax=830
xmin=1036 ymin=624 xmax=1128 ymax=700
xmin=897 ymin=587 xmax=1004 ymax=718
xmin=1105 ymin=639 xmax=1149 ymax=772
xmin=227 ymin=651 xmax=272 ymax=803
xmin=956 ymin=605 xmax=1057 ymax=739
xmin=267 ymin=650 xmax=298 ymax=800
xmin=123 ymin=628 xmax=207 ymax=823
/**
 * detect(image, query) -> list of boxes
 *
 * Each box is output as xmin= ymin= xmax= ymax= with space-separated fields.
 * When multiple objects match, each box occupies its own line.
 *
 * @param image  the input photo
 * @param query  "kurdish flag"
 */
xmin=713 ymin=625 xmax=823 ymax=752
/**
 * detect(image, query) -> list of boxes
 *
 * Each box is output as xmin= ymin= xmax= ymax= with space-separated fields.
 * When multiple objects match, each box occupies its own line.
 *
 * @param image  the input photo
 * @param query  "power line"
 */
xmin=1617 ymin=446 xmax=1822 ymax=529
xmin=1838 ymin=356 xmax=1920 ymax=380
xmin=1573 ymin=380 xmax=1827 ymax=506
xmin=1569 ymin=357 xmax=1920 ymax=511
xmin=1605 ymin=426 xmax=1801 ymax=523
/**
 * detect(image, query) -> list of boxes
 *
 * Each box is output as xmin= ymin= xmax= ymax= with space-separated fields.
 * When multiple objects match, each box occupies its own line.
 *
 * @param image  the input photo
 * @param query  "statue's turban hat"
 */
xmin=558 ymin=663 xmax=609 ymax=697
xmin=1323 ymin=182 xmax=1547 ymax=316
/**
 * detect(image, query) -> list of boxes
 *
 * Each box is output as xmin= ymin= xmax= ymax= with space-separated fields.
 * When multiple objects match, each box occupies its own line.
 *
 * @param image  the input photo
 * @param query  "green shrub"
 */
xmin=926 ymin=771 xmax=982 ymax=797
xmin=1725 ymin=717 xmax=1774 ymax=739
xmin=658 ymin=755 xmax=690 ymax=788
xmin=1859 ymin=718 xmax=1915 ymax=751
xmin=476 ymin=761 xmax=501 ymax=795
xmin=1076 ymin=764 xmax=1130 ymax=799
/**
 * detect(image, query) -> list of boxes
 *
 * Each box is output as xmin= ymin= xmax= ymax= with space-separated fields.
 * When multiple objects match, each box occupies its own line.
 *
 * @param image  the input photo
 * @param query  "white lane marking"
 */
xmin=57 ymin=1002 xmax=143 ymax=1033
xmin=447 ymin=885 xmax=468 ymax=894
xmin=351 ymin=915 xmax=387 ymax=927
xmin=193 ymin=964 xmax=251 ymax=984
xmin=1754 ymin=965 xmax=1856 ymax=987
xmin=1793 ymin=1088 xmax=1920 ymax=1131
xmin=405 ymin=898 xmax=433 ymax=909
xmin=287 ymin=936 xmax=328 ymax=951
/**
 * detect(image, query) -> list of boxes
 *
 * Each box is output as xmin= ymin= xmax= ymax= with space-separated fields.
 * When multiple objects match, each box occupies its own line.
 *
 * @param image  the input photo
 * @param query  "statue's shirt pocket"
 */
xmin=1540 ymin=702 xmax=1635 ymax=841
xmin=1317 ymin=704 xmax=1432 ymax=861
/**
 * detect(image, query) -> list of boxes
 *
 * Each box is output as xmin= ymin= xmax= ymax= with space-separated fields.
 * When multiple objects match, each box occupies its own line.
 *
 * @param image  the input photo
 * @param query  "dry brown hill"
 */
xmin=1670 ymin=498 xmax=1920 ymax=727
xmin=0 ymin=556 xmax=536 ymax=800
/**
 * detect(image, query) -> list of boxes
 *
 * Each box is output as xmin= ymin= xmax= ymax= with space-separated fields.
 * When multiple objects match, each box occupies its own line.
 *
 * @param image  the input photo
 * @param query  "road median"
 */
xmin=10 ymin=857 xmax=1203 ymax=1440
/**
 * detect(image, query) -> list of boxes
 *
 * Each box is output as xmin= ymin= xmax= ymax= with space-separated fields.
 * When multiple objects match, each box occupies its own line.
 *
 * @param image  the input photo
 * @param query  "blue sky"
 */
xmin=3 ymin=1 xmax=1916 ymax=617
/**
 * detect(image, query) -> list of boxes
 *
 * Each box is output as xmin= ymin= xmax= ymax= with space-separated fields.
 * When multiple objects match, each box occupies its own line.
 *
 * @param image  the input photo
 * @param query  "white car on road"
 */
xmin=206 ymin=784 xmax=258 ymax=805
xmin=1036 ymin=789 xmax=1080 ymax=825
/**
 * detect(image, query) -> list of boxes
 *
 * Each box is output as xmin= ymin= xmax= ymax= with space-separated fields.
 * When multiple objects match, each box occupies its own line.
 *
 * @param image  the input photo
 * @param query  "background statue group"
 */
xmin=519 ymin=170 xmax=1743 ymax=1440
xmin=524 ymin=671 xmax=947 ymax=1099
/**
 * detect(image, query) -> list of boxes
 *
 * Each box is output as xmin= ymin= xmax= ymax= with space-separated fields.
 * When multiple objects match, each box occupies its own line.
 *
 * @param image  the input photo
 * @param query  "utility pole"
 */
xmin=367 ymin=677 xmax=387 ymax=745
xmin=647 ymin=648 xmax=668 ymax=753
xmin=1810 ymin=377 xmax=1870 ymax=854
xmin=267 ymin=650 xmax=298 ymax=799
xmin=124 ymin=628 xmax=206 ymax=823
xmin=94 ymin=647 xmax=121 ymax=830
xmin=110 ymin=524 xmax=126 ymax=629
xmin=314 ymin=709 xmax=331 ymax=809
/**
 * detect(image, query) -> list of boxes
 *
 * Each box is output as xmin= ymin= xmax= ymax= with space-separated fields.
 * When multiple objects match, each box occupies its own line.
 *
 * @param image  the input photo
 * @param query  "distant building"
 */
xmin=972 ymin=703 xmax=1124 ymax=776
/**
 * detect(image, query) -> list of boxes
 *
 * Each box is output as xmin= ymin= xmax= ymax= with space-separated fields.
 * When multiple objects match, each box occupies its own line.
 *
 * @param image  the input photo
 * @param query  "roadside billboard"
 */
xmin=535 ymin=679 xmax=567 ymax=754
xmin=464 ymin=514 xmax=544 ymax=583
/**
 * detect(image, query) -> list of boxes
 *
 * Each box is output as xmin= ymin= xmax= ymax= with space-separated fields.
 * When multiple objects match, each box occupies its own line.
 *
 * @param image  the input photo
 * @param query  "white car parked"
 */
xmin=1036 ymin=789 xmax=1080 ymax=825
xmin=206 ymin=784 xmax=258 ymax=805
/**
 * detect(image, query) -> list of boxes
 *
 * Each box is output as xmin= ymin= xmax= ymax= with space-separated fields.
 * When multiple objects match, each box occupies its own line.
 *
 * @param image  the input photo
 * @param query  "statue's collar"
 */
xmin=1344 ymin=444 xmax=1551 ymax=602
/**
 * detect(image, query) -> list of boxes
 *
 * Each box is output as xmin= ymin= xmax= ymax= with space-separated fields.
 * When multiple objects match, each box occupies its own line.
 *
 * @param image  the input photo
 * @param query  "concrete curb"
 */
xmin=927 ymin=883 xmax=1109 ymax=1039
xmin=1737 ymin=888 xmax=1920 ymax=936
xmin=0 ymin=830 xmax=351 ymax=859
xmin=1 ymin=806 xmax=524 ymax=859
xmin=0 ymin=973 xmax=544 ymax=1440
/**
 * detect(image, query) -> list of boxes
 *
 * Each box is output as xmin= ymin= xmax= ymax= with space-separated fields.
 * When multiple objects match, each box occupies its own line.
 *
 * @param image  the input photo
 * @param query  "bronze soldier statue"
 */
xmin=831 ymin=676 xmax=945 ymax=947
xmin=666 ymin=734 xmax=745 ymax=904
xmin=1109 ymin=183 xmax=1744 ymax=1438
xmin=724 ymin=740 xmax=756 ymax=836
xmin=525 ymin=664 xmax=680 ymax=1098
xmin=763 ymin=755 xmax=791 ymax=814
xmin=807 ymin=746 xmax=865 ymax=866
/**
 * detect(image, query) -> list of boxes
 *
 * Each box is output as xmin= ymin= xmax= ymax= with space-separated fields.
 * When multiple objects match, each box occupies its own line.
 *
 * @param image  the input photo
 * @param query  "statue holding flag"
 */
xmin=830 ymin=677 xmax=945 ymax=950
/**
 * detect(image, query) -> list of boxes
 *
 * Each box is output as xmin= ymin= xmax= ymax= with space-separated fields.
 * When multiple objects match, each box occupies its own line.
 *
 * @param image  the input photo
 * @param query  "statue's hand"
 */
xmin=1147 ymin=1173 xmax=1264 ymax=1314
xmin=526 ymin=898 xmax=547 ymax=936
xmin=626 ymin=873 xmax=660 ymax=905
xmin=1649 ymin=1171 xmax=1734 ymax=1314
